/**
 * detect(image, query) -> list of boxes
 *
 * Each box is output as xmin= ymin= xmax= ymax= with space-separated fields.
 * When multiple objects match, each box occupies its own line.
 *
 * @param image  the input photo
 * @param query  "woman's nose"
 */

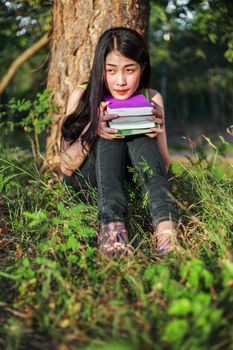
xmin=116 ymin=73 xmax=127 ymax=86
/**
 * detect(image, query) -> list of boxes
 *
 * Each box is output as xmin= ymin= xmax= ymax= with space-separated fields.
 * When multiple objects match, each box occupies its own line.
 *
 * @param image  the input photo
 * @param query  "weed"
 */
xmin=0 ymin=112 xmax=232 ymax=349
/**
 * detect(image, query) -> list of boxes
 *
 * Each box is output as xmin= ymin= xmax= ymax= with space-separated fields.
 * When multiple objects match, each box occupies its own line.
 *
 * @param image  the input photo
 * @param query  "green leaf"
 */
xmin=67 ymin=254 xmax=79 ymax=263
xmin=168 ymin=298 xmax=192 ymax=316
xmin=66 ymin=235 xmax=80 ymax=250
xmin=22 ymin=257 xmax=30 ymax=267
xmin=208 ymin=33 xmax=217 ymax=44
xmin=163 ymin=319 xmax=189 ymax=343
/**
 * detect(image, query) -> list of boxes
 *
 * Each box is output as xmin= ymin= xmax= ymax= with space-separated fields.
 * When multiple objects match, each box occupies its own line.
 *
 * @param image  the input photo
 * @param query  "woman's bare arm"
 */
xmin=60 ymin=88 xmax=91 ymax=176
xmin=149 ymin=89 xmax=171 ymax=172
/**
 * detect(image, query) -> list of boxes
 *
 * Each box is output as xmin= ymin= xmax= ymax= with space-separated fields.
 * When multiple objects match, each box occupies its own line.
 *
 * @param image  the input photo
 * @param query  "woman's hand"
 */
xmin=97 ymin=101 xmax=125 ymax=140
xmin=145 ymin=102 xmax=164 ymax=139
xmin=60 ymin=134 xmax=90 ymax=176
xmin=60 ymin=152 xmax=76 ymax=176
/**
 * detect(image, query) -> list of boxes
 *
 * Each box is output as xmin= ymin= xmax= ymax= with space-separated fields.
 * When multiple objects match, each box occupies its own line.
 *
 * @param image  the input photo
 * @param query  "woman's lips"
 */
xmin=114 ymin=90 xmax=129 ymax=95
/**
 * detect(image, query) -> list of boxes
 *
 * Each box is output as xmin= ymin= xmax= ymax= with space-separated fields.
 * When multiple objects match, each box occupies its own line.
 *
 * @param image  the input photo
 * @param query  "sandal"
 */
xmin=97 ymin=221 xmax=134 ymax=259
xmin=152 ymin=228 xmax=178 ymax=255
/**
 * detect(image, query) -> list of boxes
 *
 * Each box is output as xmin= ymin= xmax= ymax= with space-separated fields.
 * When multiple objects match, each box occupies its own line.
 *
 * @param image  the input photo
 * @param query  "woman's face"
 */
xmin=104 ymin=50 xmax=142 ymax=100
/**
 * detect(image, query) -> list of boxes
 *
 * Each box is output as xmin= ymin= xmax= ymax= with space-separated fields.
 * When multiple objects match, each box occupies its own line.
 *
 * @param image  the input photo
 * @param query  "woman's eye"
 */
xmin=107 ymin=69 xmax=115 ymax=74
xmin=126 ymin=69 xmax=134 ymax=73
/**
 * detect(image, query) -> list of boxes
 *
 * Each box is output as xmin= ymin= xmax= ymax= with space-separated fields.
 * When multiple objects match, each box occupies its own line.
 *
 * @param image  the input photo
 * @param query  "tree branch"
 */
xmin=0 ymin=33 xmax=50 ymax=95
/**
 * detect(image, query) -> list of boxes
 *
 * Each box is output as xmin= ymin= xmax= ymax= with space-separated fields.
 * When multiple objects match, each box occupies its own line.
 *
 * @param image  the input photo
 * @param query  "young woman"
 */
xmin=60 ymin=27 xmax=179 ymax=258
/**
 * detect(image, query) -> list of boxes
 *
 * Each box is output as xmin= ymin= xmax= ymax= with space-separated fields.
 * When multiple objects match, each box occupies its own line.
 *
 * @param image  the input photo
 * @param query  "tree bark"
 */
xmin=45 ymin=0 xmax=150 ymax=171
xmin=0 ymin=33 xmax=50 ymax=95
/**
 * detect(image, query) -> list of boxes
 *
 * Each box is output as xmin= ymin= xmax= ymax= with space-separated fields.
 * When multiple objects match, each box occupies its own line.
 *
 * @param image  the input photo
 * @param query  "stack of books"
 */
xmin=104 ymin=93 xmax=159 ymax=136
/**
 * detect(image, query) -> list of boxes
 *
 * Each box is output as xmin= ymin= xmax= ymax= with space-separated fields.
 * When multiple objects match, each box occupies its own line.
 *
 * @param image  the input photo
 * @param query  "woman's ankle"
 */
xmin=97 ymin=221 xmax=134 ymax=258
xmin=154 ymin=221 xmax=177 ymax=234
xmin=152 ymin=221 xmax=178 ymax=254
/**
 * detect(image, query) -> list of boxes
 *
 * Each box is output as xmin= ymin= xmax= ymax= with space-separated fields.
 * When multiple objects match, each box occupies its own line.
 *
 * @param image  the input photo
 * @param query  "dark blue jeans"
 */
xmin=64 ymin=136 xmax=179 ymax=227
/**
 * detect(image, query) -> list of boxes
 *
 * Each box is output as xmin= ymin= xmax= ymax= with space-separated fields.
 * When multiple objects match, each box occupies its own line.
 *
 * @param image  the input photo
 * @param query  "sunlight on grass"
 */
xmin=0 ymin=136 xmax=232 ymax=349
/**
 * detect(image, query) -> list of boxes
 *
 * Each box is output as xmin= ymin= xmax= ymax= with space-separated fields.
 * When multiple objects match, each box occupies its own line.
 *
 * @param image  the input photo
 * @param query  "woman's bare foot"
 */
xmin=97 ymin=221 xmax=134 ymax=259
xmin=152 ymin=221 xmax=178 ymax=254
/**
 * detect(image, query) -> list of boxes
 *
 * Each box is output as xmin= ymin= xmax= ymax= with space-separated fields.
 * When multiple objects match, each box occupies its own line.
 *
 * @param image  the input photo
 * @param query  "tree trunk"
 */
xmin=45 ymin=0 xmax=150 ymax=171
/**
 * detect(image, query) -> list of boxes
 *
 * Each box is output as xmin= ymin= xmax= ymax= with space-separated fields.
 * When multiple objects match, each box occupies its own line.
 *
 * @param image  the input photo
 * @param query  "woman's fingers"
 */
xmin=99 ymin=124 xmax=119 ymax=134
xmin=98 ymin=118 xmax=118 ymax=132
xmin=101 ymin=113 xmax=119 ymax=122
xmin=97 ymin=120 xmax=125 ymax=139
xmin=99 ymin=101 xmax=110 ymax=115
xmin=148 ymin=106 xmax=164 ymax=130
xmin=98 ymin=108 xmax=123 ymax=139
xmin=150 ymin=126 xmax=164 ymax=133
xmin=148 ymin=104 xmax=164 ymax=133
xmin=60 ymin=159 xmax=77 ymax=173
xmin=145 ymin=133 xmax=158 ymax=138
xmin=152 ymin=109 xmax=163 ymax=118
xmin=98 ymin=129 xmax=125 ymax=139
xmin=151 ymin=106 xmax=163 ymax=117
xmin=147 ymin=116 xmax=164 ymax=125
xmin=103 ymin=134 xmax=125 ymax=140
xmin=145 ymin=126 xmax=164 ymax=138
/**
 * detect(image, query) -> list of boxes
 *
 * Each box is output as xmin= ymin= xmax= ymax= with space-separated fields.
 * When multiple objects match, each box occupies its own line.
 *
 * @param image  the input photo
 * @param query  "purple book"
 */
xmin=104 ymin=93 xmax=153 ymax=116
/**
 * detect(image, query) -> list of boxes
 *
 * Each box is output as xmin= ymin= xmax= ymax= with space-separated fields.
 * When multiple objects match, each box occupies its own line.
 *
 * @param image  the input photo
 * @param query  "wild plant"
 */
xmin=0 ymin=116 xmax=232 ymax=349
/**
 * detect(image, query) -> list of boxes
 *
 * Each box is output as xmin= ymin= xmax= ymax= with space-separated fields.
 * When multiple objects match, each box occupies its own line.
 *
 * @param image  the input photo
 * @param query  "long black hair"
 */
xmin=61 ymin=27 xmax=151 ymax=145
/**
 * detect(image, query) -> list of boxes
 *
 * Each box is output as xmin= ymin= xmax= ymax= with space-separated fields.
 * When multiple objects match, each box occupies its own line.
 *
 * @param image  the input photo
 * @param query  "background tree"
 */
xmin=0 ymin=0 xmax=52 ymax=102
xmin=0 ymin=0 xmax=232 ymax=164
xmin=149 ymin=0 xmax=233 ymax=140
xmin=45 ymin=0 xmax=150 ymax=170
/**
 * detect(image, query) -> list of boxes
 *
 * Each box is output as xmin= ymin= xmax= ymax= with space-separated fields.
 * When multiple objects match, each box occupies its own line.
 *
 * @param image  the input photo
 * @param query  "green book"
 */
xmin=115 ymin=128 xmax=156 ymax=137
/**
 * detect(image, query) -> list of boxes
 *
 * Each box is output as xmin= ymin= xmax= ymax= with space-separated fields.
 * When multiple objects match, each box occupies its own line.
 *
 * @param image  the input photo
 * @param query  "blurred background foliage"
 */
xmin=0 ymin=0 xmax=233 ymax=142
xmin=0 ymin=0 xmax=52 ymax=101
xmin=149 ymin=0 xmax=233 ymax=139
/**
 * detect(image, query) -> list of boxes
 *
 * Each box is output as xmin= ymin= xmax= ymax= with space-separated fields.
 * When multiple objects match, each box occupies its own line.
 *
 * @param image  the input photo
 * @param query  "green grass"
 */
xmin=0 ymin=141 xmax=232 ymax=350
